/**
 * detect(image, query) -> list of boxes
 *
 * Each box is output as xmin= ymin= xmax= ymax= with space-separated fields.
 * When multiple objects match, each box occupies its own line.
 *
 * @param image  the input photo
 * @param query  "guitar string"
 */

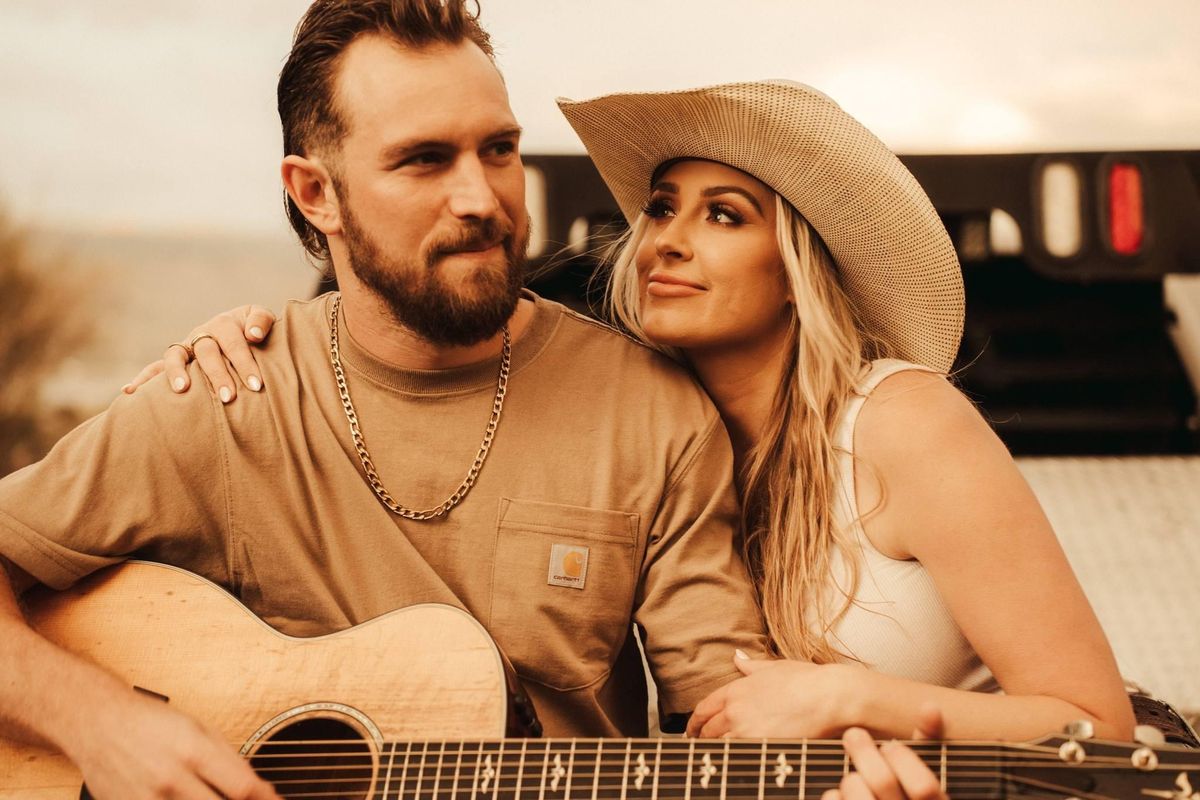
xmin=262 ymin=791 xmax=1041 ymax=796
xmin=264 ymin=788 xmax=1016 ymax=799
xmin=232 ymin=740 xmax=1153 ymax=762
xmin=237 ymin=758 xmax=1168 ymax=798
xmin=244 ymin=756 xmax=1158 ymax=771
xmin=253 ymin=781 xmax=1119 ymax=800
xmin=236 ymin=748 xmax=1175 ymax=768
xmin=249 ymin=772 xmax=1080 ymax=800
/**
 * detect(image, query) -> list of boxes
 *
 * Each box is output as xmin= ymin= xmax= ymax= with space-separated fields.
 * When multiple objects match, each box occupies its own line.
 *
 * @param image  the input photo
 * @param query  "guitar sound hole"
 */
xmin=249 ymin=716 xmax=375 ymax=800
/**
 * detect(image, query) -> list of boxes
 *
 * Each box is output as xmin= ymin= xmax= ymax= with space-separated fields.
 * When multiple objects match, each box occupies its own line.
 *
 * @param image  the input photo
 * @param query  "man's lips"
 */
xmin=646 ymin=271 xmax=705 ymax=297
xmin=436 ymin=239 xmax=506 ymax=260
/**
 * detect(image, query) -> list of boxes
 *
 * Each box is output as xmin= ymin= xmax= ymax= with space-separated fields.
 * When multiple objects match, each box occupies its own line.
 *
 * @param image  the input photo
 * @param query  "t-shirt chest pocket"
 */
xmin=489 ymin=497 xmax=639 ymax=692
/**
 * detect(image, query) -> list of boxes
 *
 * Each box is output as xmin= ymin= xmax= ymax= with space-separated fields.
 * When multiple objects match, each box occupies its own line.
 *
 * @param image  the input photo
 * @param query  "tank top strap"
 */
xmin=834 ymin=359 xmax=938 ymax=454
xmin=832 ymin=359 xmax=940 ymax=539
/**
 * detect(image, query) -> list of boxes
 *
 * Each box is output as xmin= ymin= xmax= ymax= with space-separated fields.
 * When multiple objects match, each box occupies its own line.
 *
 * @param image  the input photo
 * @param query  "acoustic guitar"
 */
xmin=1 ymin=561 xmax=1195 ymax=799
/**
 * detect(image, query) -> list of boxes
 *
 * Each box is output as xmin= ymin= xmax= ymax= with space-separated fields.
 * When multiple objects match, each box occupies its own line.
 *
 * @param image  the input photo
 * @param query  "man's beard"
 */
xmin=341 ymin=202 xmax=528 ymax=347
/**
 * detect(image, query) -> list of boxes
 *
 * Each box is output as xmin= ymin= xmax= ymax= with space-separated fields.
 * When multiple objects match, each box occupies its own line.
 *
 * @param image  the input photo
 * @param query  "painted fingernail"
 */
xmin=247 ymin=375 xmax=262 ymax=392
xmin=172 ymin=377 xmax=187 ymax=392
xmin=249 ymin=326 xmax=264 ymax=339
xmin=734 ymin=648 xmax=749 ymax=660
xmin=219 ymin=386 xmax=232 ymax=403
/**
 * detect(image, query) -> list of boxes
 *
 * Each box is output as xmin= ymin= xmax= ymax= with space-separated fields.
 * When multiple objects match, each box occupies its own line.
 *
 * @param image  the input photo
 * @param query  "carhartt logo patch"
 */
xmin=547 ymin=543 xmax=589 ymax=589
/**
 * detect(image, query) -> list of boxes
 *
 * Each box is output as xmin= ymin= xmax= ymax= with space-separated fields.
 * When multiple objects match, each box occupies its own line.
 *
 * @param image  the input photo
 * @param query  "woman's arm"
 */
xmin=848 ymin=368 xmax=1134 ymax=741
xmin=688 ymin=369 xmax=1134 ymax=742
xmin=123 ymin=305 xmax=277 ymax=402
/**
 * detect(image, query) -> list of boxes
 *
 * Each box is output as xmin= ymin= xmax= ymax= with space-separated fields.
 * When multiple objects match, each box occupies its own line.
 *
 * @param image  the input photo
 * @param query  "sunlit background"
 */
xmin=4 ymin=1 xmax=1199 ymax=235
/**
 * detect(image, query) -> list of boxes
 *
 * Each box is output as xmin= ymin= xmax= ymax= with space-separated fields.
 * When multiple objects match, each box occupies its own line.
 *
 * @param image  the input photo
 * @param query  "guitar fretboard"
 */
xmin=249 ymin=738 xmax=1012 ymax=800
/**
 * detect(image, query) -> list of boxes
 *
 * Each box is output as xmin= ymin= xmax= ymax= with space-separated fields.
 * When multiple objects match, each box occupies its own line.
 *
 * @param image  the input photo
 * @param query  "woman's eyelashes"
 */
xmin=707 ymin=203 xmax=744 ymax=225
xmin=641 ymin=197 xmax=746 ymax=226
xmin=642 ymin=197 xmax=675 ymax=219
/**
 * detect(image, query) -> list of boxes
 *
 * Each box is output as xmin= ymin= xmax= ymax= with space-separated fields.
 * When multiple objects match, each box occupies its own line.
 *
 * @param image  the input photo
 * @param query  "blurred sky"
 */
xmin=2 ymin=0 xmax=1198 ymax=236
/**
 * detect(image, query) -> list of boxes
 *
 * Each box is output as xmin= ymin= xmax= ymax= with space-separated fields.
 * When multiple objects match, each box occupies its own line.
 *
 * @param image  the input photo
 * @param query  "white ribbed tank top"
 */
xmin=816 ymin=359 xmax=998 ymax=692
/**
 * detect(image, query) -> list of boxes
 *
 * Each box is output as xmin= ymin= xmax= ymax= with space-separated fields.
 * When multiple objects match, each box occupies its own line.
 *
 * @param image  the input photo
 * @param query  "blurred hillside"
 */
xmin=0 ymin=223 xmax=320 ymax=473
xmin=27 ymin=228 xmax=320 ymax=411
xmin=0 ymin=212 xmax=93 ymax=474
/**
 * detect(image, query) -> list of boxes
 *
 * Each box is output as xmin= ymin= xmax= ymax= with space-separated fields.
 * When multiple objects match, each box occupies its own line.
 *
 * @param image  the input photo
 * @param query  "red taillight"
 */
xmin=1109 ymin=162 xmax=1144 ymax=256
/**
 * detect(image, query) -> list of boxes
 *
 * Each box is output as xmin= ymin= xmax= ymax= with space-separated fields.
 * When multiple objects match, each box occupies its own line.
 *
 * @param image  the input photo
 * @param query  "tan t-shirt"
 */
xmin=0 ymin=292 xmax=768 ymax=736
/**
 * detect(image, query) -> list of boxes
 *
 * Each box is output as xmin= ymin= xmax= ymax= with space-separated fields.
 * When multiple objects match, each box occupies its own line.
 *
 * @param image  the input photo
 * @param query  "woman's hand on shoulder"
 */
xmin=687 ymin=653 xmax=864 ymax=738
xmin=123 ymin=305 xmax=277 ymax=403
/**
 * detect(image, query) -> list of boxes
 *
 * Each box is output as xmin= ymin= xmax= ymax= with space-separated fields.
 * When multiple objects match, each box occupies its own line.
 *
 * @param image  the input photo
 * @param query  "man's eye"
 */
xmin=402 ymin=152 xmax=445 ymax=167
xmin=490 ymin=141 xmax=517 ymax=157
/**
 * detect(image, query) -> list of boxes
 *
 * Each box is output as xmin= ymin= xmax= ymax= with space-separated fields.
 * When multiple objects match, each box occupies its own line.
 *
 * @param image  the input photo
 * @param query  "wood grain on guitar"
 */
xmin=1 ymin=562 xmax=1197 ymax=800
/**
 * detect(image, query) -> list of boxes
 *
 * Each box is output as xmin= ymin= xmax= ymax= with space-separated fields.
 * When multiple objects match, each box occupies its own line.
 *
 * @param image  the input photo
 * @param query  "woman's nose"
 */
xmin=654 ymin=218 xmax=692 ymax=261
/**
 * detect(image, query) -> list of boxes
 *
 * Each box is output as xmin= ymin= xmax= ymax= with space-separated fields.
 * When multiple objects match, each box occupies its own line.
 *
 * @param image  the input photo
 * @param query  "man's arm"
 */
xmin=0 ymin=557 xmax=277 ymax=799
xmin=635 ymin=409 xmax=771 ymax=719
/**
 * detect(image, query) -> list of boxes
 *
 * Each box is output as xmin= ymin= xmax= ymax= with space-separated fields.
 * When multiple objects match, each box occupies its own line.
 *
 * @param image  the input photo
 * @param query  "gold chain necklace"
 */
xmin=328 ymin=294 xmax=511 ymax=520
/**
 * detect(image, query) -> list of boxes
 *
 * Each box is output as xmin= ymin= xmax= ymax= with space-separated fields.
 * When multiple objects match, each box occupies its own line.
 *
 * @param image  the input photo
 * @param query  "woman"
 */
xmin=129 ymin=81 xmax=1134 ymax=746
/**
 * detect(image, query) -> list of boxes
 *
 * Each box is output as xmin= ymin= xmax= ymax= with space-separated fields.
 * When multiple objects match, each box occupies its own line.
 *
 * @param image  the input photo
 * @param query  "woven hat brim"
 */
xmin=556 ymin=81 xmax=964 ymax=373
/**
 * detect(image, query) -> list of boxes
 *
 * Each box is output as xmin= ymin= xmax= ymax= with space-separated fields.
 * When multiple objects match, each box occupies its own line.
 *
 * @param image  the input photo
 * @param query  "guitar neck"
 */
xmin=336 ymin=738 xmax=1009 ymax=800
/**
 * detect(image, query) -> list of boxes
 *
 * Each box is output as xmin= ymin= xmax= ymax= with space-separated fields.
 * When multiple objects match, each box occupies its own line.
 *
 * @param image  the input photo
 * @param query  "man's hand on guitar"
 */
xmin=123 ymin=305 xmax=277 ymax=403
xmin=70 ymin=688 xmax=280 ymax=800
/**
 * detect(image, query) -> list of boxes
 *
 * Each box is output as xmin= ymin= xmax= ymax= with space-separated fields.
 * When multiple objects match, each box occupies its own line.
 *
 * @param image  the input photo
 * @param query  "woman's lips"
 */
xmin=646 ymin=273 xmax=705 ymax=297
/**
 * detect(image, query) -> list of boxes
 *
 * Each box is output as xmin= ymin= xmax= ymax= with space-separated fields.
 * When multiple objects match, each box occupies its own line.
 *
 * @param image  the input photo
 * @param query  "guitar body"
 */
xmin=0 ymin=561 xmax=512 ymax=799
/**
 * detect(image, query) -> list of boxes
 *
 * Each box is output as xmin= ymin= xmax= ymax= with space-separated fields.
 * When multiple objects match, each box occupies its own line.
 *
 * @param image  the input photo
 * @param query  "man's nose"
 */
xmin=447 ymin=156 xmax=501 ymax=219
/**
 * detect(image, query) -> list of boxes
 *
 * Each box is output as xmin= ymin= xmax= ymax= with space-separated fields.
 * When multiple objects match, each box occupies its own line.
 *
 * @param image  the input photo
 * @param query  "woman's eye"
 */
xmin=642 ymin=199 xmax=674 ymax=219
xmin=709 ymin=204 xmax=743 ymax=225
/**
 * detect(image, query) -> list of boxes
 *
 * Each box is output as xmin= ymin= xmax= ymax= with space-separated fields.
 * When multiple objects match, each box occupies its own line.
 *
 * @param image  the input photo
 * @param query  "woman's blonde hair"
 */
xmin=605 ymin=193 xmax=888 ymax=662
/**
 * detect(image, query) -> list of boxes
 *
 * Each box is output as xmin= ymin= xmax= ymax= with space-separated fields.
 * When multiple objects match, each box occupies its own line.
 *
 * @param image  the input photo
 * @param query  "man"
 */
xmin=0 ymin=2 xmax=768 ymax=797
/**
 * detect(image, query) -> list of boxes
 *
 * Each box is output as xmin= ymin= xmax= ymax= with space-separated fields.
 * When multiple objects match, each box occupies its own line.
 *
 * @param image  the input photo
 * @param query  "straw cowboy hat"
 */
xmin=556 ymin=80 xmax=964 ymax=373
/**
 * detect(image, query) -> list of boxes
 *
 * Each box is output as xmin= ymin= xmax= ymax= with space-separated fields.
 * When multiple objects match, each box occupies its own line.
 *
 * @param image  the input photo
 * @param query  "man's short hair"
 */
xmin=278 ymin=0 xmax=496 ymax=261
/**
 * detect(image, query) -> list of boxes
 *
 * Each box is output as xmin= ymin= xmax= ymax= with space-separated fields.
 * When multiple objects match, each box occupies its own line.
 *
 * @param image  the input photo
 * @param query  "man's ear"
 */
xmin=282 ymin=155 xmax=343 ymax=237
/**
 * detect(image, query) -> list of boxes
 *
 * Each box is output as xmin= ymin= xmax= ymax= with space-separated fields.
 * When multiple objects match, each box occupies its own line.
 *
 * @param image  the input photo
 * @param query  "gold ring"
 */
xmin=166 ymin=342 xmax=194 ymax=361
xmin=187 ymin=332 xmax=218 ymax=353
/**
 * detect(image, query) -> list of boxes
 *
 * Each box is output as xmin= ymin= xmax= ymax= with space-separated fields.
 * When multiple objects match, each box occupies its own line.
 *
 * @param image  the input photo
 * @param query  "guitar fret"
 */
xmin=452 ymin=741 xmax=467 ymax=800
xmin=539 ymin=739 xmax=553 ymax=800
xmin=620 ymin=739 xmax=632 ymax=800
xmin=401 ymin=739 xmax=417 ymax=800
xmin=388 ymin=738 xmax=412 ymax=800
xmin=379 ymin=740 xmax=395 ymax=799
xmin=472 ymin=742 xmax=487 ymax=799
xmin=757 ymin=741 xmax=767 ymax=800
xmin=938 ymin=742 xmax=947 ymax=795
xmin=436 ymin=741 xmax=450 ymax=800
xmin=684 ymin=740 xmax=695 ymax=800
xmin=493 ymin=740 xmax=505 ymax=799
xmin=649 ymin=739 xmax=662 ymax=800
xmin=515 ymin=740 xmax=528 ymax=800
xmin=565 ymin=739 xmax=577 ymax=800
xmin=413 ymin=741 xmax=428 ymax=800
xmin=590 ymin=740 xmax=602 ymax=800
xmin=720 ymin=739 xmax=729 ymax=800
xmin=798 ymin=741 xmax=806 ymax=800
